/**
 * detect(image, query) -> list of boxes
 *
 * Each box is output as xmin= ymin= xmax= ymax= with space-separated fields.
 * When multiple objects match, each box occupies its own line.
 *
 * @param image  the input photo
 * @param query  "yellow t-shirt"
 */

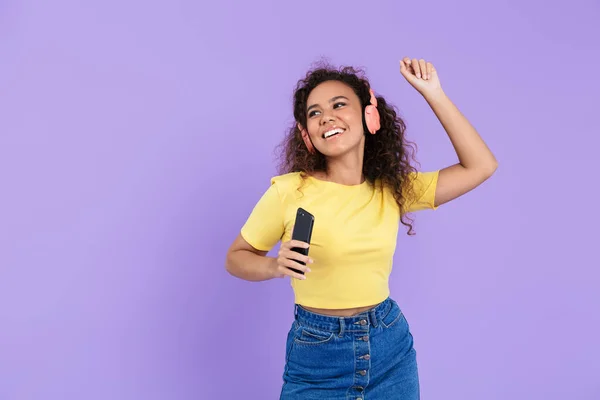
xmin=240 ymin=171 xmax=439 ymax=309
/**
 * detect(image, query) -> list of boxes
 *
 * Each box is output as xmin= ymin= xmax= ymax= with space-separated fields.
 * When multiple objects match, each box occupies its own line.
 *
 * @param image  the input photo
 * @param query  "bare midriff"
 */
xmin=300 ymin=303 xmax=381 ymax=317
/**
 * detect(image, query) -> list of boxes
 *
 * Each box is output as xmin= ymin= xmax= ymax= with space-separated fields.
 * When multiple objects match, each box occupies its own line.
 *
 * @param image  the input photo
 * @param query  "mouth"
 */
xmin=322 ymin=127 xmax=345 ymax=139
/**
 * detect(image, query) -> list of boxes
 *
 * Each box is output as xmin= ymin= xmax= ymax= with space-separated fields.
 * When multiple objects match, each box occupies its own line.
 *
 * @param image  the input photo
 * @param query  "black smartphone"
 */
xmin=289 ymin=207 xmax=315 ymax=275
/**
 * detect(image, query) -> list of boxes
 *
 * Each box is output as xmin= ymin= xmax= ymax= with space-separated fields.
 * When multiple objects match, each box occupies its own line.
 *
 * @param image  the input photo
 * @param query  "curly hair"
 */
xmin=276 ymin=62 xmax=421 ymax=235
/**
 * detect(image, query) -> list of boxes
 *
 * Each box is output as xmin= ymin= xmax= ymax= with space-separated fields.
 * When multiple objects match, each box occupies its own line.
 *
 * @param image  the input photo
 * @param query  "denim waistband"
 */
xmin=294 ymin=297 xmax=393 ymax=333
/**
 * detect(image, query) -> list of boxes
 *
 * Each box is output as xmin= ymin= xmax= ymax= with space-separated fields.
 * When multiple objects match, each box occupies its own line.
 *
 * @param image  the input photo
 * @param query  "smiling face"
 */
xmin=301 ymin=80 xmax=365 ymax=157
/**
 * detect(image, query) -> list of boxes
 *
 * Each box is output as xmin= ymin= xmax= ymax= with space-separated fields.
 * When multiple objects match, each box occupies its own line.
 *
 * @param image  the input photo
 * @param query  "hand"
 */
xmin=400 ymin=57 xmax=443 ymax=99
xmin=271 ymin=239 xmax=313 ymax=280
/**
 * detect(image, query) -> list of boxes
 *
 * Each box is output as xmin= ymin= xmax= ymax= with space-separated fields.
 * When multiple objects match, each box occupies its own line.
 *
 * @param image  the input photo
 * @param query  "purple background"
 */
xmin=1 ymin=0 xmax=599 ymax=399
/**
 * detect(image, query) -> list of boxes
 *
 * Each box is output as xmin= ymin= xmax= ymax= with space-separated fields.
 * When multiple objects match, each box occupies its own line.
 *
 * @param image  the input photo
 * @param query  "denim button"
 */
xmin=362 ymin=335 xmax=369 ymax=341
xmin=358 ymin=370 xmax=367 ymax=376
xmin=363 ymin=354 xmax=370 ymax=360
xmin=359 ymin=319 xmax=367 ymax=325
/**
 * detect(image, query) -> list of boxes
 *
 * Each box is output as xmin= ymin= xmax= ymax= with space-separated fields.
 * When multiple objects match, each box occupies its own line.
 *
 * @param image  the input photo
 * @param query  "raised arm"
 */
xmin=400 ymin=57 xmax=498 ymax=207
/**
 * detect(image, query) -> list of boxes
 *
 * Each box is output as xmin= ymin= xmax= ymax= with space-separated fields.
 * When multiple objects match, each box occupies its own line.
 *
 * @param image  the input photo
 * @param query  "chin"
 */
xmin=320 ymin=145 xmax=360 ymax=159
xmin=319 ymin=139 xmax=364 ymax=158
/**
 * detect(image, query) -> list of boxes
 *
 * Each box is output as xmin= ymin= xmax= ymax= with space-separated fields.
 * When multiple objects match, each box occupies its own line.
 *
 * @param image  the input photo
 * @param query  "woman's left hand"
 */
xmin=400 ymin=57 xmax=443 ymax=99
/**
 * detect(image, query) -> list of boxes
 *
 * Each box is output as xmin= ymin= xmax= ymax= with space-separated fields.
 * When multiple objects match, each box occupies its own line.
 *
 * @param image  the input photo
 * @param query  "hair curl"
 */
xmin=276 ymin=63 xmax=421 ymax=235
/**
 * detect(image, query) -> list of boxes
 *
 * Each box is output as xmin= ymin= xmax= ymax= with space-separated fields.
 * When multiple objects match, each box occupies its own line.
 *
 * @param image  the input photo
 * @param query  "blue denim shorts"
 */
xmin=280 ymin=297 xmax=419 ymax=400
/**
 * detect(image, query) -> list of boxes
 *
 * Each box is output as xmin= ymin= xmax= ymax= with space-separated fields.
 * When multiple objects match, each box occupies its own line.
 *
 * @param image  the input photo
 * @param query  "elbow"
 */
xmin=482 ymin=156 xmax=498 ymax=179
xmin=488 ymin=158 xmax=499 ymax=176
xmin=467 ymin=161 xmax=497 ymax=184
xmin=485 ymin=162 xmax=498 ymax=178
xmin=224 ymin=250 xmax=238 ymax=276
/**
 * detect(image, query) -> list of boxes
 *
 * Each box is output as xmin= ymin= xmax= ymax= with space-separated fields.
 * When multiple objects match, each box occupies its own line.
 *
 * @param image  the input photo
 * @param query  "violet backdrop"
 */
xmin=1 ymin=0 xmax=599 ymax=399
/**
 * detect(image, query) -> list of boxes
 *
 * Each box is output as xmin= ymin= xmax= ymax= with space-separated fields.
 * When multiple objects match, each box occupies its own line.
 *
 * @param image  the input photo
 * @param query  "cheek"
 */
xmin=307 ymin=119 xmax=320 ymax=136
xmin=341 ymin=109 xmax=363 ymax=130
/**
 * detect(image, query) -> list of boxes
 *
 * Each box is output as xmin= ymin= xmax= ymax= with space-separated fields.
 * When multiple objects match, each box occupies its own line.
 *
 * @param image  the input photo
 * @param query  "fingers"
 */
xmin=399 ymin=59 xmax=406 ymax=72
xmin=284 ymin=239 xmax=310 ymax=251
xmin=411 ymin=58 xmax=421 ymax=79
xmin=418 ymin=59 xmax=427 ymax=79
xmin=281 ymin=241 xmax=312 ymax=262
xmin=276 ymin=255 xmax=311 ymax=279
xmin=403 ymin=57 xmax=435 ymax=80
xmin=280 ymin=246 xmax=313 ymax=266
xmin=277 ymin=240 xmax=313 ymax=280
xmin=402 ymin=57 xmax=413 ymax=74
xmin=278 ymin=260 xmax=309 ymax=280
xmin=399 ymin=59 xmax=410 ymax=80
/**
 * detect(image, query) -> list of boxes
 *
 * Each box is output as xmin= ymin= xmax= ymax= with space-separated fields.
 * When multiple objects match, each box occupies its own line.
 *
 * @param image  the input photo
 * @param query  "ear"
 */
xmin=298 ymin=122 xmax=316 ymax=154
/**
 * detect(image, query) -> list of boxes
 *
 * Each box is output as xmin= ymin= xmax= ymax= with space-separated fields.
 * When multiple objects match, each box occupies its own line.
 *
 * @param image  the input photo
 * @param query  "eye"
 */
xmin=307 ymin=102 xmax=346 ymax=118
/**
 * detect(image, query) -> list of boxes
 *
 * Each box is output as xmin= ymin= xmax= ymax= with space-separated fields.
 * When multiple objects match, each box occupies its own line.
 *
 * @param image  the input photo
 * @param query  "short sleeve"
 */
xmin=405 ymin=170 xmax=439 ymax=213
xmin=240 ymin=181 xmax=285 ymax=251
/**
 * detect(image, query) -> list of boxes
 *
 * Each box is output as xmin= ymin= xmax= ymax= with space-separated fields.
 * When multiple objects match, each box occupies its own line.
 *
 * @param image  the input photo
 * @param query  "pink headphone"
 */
xmin=300 ymin=88 xmax=381 ymax=154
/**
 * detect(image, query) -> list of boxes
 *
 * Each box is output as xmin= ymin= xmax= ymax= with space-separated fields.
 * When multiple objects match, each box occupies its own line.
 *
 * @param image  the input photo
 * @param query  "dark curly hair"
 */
xmin=276 ymin=63 xmax=421 ymax=235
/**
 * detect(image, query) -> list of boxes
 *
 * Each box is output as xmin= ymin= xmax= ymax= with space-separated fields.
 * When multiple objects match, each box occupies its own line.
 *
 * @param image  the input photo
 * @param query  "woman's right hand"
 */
xmin=271 ymin=240 xmax=313 ymax=280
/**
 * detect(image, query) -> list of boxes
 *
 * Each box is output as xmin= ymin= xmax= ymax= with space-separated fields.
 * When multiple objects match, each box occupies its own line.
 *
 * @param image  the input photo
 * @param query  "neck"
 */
xmin=322 ymin=150 xmax=364 ymax=186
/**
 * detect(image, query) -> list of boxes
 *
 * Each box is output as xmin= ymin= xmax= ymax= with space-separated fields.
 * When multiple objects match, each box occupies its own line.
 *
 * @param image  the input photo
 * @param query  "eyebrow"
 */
xmin=307 ymin=96 xmax=349 ymax=114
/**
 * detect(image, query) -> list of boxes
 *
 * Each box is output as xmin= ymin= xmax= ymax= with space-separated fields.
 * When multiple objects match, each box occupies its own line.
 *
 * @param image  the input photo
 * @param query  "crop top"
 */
xmin=240 ymin=171 xmax=439 ymax=309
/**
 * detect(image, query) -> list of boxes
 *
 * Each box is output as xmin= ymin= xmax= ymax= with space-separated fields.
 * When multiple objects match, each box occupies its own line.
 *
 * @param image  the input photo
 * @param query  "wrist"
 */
xmin=423 ymin=88 xmax=447 ymax=104
xmin=266 ymin=257 xmax=281 ymax=279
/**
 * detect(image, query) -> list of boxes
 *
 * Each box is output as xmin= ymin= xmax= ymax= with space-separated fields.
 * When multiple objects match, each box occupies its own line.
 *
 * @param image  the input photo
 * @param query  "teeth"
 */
xmin=324 ymin=128 xmax=344 ymax=138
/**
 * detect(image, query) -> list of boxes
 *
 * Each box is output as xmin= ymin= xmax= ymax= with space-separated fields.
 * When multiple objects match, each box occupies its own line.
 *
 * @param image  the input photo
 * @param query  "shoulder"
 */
xmin=408 ymin=170 xmax=439 ymax=185
xmin=268 ymin=172 xmax=312 ymax=203
xmin=408 ymin=170 xmax=439 ymax=189
xmin=403 ymin=170 xmax=440 ymax=211
xmin=270 ymin=171 xmax=303 ymax=186
xmin=269 ymin=172 xmax=305 ymax=193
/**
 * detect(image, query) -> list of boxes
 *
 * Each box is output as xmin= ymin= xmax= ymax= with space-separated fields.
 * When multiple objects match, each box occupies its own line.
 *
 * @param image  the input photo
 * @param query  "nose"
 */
xmin=319 ymin=112 xmax=335 ymax=125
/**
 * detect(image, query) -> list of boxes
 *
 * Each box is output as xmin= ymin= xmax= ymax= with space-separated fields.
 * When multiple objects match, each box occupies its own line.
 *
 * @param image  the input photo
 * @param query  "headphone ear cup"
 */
xmin=364 ymin=105 xmax=381 ymax=134
xmin=365 ymin=89 xmax=381 ymax=134
xmin=301 ymin=128 xmax=316 ymax=154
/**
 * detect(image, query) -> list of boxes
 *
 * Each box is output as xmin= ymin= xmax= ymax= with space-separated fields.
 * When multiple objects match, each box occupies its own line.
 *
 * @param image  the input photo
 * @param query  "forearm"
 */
xmin=226 ymin=250 xmax=278 ymax=282
xmin=425 ymin=90 xmax=498 ymax=173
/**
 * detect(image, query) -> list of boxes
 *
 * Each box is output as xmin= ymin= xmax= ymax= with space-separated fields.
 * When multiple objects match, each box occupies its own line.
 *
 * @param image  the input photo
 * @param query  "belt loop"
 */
xmin=294 ymin=304 xmax=298 ymax=317
xmin=338 ymin=317 xmax=345 ymax=337
xmin=370 ymin=308 xmax=378 ymax=328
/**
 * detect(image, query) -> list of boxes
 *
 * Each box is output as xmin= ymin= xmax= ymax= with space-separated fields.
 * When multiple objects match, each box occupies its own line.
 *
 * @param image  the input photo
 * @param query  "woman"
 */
xmin=225 ymin=57 xmax=498 ymax=399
